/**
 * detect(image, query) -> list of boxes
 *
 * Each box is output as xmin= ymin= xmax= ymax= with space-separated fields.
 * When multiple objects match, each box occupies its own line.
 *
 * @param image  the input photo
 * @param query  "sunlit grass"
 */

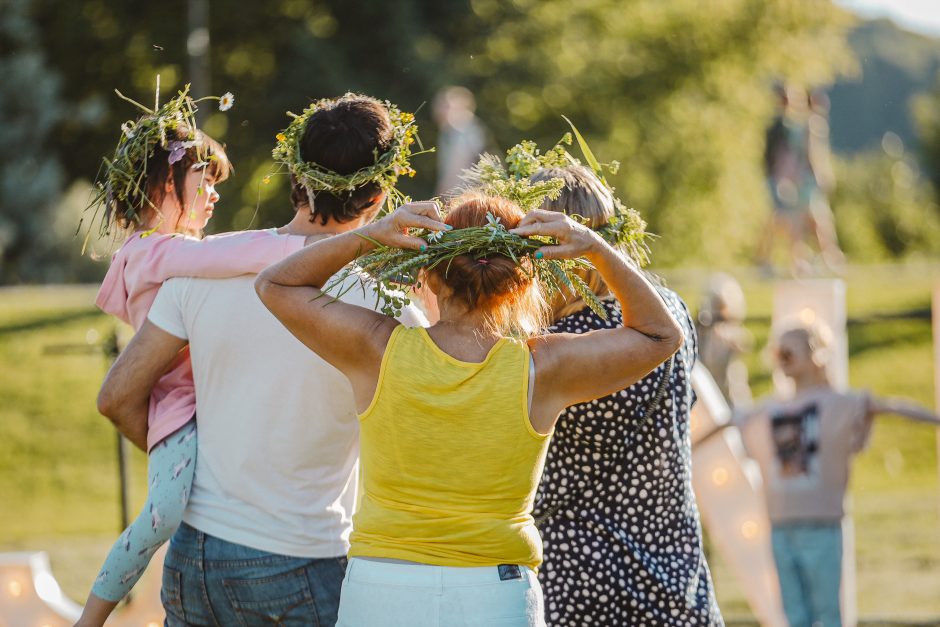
xmin=0 ymin=261 xmax=938 ymax=617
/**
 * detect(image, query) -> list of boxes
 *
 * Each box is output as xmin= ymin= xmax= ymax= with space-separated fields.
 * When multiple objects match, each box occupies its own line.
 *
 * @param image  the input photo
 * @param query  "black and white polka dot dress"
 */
xmin=534 ymin=289 xmax=723 ymax=626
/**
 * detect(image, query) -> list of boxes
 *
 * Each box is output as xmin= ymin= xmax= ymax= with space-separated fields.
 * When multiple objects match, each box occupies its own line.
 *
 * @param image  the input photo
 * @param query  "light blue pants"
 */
xmin=337 ymin=558 xmax=546 ymax=627
xmin=771 ymin=523 xmax=843 ymax=627
xmin=91 ymin=420 xmax=196 ymax=602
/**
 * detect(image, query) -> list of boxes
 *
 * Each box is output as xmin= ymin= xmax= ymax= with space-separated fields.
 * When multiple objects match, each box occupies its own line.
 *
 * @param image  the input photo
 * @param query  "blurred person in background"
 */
xmin=695 ymin=272 xmax=753 ymax=409
xmin=805 ymin=88 xmax=846 ymax=274
xmin=434 ymin=86 xmax=488 ymax=196
xmin=756 ymin=84 xmax=845 ymax=276
xmin=529 ymin=165 xmax=724 ymax=626
xmin=738 ymin=322 xmax=939 ymax=627
xmin=757 ymin=83 xmax=812 ymax=275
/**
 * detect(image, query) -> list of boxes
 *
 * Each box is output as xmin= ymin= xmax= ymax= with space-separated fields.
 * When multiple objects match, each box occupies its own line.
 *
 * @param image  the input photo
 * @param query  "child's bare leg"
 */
xmin=74 ymin=593 xmax=118 ymax=627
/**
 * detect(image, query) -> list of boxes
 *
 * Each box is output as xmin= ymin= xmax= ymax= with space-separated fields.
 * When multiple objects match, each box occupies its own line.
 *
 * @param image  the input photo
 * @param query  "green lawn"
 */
xmin=1 ymin=263 xmax=938 ymax=620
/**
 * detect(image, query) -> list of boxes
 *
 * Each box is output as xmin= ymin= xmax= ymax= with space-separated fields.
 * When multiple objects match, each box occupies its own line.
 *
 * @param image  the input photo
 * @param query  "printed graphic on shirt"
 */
xmin=771 ymin=402 xmax=820 ymax=479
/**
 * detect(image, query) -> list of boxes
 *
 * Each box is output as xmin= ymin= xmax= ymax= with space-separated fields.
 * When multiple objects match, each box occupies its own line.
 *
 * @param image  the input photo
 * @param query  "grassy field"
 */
xmin=1 ymin=263 xmax=938 ymax=621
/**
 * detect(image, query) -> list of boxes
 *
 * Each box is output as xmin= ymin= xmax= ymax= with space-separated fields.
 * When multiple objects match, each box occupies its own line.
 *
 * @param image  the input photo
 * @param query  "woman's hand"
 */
xmin=509 ymin=209 xmax=606 ymax=260
xmin=359 ymin=201 xmax=449 ymax=250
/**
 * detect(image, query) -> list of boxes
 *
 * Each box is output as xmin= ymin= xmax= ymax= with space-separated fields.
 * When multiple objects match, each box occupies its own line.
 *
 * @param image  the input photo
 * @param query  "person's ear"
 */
xmin=359 ymin=193 xmax=387 ymax=225
xmin=164 ymin=175 xmax=175 ymax=195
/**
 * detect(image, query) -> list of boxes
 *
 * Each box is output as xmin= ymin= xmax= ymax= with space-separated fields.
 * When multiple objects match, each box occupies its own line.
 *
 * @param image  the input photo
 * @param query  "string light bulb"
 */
xmin=741 ymin=520 xmax=759 ymax=540
xmin=711 ymin=467 xmax=729 ymax=487
xmin=7 ymin=579 xmax=23 ymax=597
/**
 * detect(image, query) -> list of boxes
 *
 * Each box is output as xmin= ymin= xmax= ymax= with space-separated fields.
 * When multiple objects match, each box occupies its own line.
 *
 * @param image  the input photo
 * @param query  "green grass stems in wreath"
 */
xmin=271 ymin=94 xmax=433 ymax=213
xmin=81 ymin=77 xmax=234 ymax=251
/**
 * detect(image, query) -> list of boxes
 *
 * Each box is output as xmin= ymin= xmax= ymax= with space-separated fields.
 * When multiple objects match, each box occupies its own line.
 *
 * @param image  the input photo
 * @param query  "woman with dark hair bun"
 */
xmin=257 ymin=191 xmax=683 ymax=626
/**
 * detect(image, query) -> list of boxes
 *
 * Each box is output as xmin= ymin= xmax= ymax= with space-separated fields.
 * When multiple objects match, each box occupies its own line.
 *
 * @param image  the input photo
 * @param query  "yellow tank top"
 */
xmin=349 ymin=325 xmax=551 ymax=570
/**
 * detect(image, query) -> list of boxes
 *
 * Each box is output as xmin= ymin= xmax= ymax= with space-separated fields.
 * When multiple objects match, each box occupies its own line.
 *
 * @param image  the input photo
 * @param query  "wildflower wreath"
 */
xmin=561 ymin=117 xmax=651 ymax=267
xmin=82 ymin=79 xmax=234 ymax=245
xmin=339 ymin=210 xmax=606 ymax=320
xmin=271 ymin=94 xmax=431 ymax=211
xmin=327 ymin=120 xmax=651 ymax=323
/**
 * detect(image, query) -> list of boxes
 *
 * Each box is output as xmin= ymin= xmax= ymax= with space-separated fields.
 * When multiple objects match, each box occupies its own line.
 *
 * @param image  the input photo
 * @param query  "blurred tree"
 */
xmin=830 ymin=19 xmax=940 ymax=154
xmin=0 ymin=0 xmax=65 ymax=282
xmin=26 ymin=0 xmax=469 ymax=277
xmin=831 ymin=146 xmax=940 ymax=261
xmin=454 ymin=0 xmax=856 ymax=266
xmin=913 ymin=71 xmax=940 ymax=197
xmin=17 ymin=0 xmax=858 ymax=283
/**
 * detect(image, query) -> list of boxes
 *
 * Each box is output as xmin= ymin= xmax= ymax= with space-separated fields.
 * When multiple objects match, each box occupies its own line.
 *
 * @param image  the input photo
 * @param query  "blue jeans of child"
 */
xmin=162 ymin=522 xmax=347 ymax=626
xmin=771 ymin=522 xmax=843 ymax=627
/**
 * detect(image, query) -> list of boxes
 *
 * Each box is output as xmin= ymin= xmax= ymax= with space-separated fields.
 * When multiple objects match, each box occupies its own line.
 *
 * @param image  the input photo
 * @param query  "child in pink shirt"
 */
xmin=77 ymin=91 xmax=305 ymax=627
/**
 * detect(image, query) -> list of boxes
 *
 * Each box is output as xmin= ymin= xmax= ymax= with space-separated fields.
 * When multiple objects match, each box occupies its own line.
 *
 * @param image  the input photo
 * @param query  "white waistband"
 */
xmin=347 ymin=557 xmax=535 ymax=587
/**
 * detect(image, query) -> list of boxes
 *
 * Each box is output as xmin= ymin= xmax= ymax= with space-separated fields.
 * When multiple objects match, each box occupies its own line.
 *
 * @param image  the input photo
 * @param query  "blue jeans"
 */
xmin=162 ymin=522 xmax=347 ymax=626
xmin=771 ymin=523 xmax=843 ymax=627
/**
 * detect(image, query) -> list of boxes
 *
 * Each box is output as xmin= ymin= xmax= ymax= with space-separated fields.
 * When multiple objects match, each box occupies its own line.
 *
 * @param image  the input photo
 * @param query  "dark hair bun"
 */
xmin=299 ymin=95 xmax=393 ymax=225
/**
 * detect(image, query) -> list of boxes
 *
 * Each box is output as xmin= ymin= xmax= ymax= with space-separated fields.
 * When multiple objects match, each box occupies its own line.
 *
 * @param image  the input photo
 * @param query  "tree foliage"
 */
xmin=913 ymin=72 xmax=940 ymax=198
xmin=0 ymin=0 xmax=64 ymax=282
xmin=831 ymin=147 xmax=940 ymax=260
xmin=3 ymin=0 xmax=859 ymax=282
xmin=455 ymin=0 xmax=855 ymax=265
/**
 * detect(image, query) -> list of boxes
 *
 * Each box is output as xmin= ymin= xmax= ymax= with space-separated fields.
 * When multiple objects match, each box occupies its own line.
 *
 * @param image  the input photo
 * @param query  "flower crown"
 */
xmin=82 ymin=79 xmax=233 ymax=246
xmin=340 ymin=209 xmax=606 ymax=321
xmin=326 ymin=124 xmax=650 ymax=325
xmin=458 ymin=138 xmax=570 ymax=212
xmin=270 ymin=94 xmax=430 ymax=211
xmin=560 ymin=117 xmax=652 ymax=266
xmin=325 ymin=139 xmax=607 ymax=322
xmin=462 ymin=118 xmax=651 ymax=266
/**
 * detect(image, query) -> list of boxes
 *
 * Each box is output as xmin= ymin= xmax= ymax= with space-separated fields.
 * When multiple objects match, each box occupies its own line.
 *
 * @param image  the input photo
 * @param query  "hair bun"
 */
xmin=444 ymin=253 xmax=527 ymax=307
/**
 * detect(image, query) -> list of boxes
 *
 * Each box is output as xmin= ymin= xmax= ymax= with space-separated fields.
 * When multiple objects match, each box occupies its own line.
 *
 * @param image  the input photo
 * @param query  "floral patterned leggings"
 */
xmin=91 ymin=419 xmax=196 ymax=602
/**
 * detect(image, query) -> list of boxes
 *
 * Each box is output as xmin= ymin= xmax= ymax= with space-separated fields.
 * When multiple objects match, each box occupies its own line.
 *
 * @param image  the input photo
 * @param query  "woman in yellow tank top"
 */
xmin=256 ymin=196 xmax=683 ymax=627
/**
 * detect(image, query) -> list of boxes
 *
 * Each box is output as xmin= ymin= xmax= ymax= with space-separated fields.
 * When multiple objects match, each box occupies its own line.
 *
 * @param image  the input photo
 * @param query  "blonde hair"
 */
xmin=776 ymin=320 xmax=834 ymax=383
xmin=530 ymin=165 xmax=617 ymax=320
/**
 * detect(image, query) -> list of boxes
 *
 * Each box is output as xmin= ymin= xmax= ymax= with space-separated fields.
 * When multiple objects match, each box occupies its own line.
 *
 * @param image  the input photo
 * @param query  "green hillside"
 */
xmin=830 ymin=18 xmax=940 ymax=154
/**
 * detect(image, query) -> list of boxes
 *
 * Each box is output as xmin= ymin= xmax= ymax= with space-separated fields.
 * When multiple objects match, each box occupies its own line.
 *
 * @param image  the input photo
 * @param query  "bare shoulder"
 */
xmin=526 ymin=332 xmax=576 ymax=369
xmin=366 ymin=316 xmax=402 ymax=355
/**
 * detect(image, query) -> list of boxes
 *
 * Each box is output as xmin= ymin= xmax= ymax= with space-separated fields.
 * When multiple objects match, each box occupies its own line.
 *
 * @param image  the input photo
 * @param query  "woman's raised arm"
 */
xmin=512 ymin=210 xmax=684 ymax=433
xmin=255 ymin=202 xmax=447 ymax=408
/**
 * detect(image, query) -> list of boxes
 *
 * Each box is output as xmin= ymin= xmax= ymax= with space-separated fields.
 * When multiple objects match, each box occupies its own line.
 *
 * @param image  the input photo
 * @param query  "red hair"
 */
xmin=432 ymin=194 xmax=549 ymax=336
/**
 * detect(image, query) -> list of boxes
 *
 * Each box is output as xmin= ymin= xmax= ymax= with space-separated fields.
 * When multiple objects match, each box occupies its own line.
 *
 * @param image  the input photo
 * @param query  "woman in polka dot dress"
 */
xmin=530 ymin=166 xmax=724 ymax=626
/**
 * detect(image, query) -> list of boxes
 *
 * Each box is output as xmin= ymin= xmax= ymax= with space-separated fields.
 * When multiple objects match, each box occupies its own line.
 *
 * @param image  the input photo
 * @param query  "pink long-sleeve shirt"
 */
xmin=96 ymin=229 xmax=305 ymax=451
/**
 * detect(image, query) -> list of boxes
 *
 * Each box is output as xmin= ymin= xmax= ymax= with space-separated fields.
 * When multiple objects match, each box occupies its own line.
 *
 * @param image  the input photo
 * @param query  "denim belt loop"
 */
xmin=196 ymin=526 xmax=206 ymax=572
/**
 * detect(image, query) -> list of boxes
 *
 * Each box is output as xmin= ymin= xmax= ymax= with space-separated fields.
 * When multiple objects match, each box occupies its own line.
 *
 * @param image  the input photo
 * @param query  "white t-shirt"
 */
xmin=147 ymin=272 xmax=427 ymax=557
